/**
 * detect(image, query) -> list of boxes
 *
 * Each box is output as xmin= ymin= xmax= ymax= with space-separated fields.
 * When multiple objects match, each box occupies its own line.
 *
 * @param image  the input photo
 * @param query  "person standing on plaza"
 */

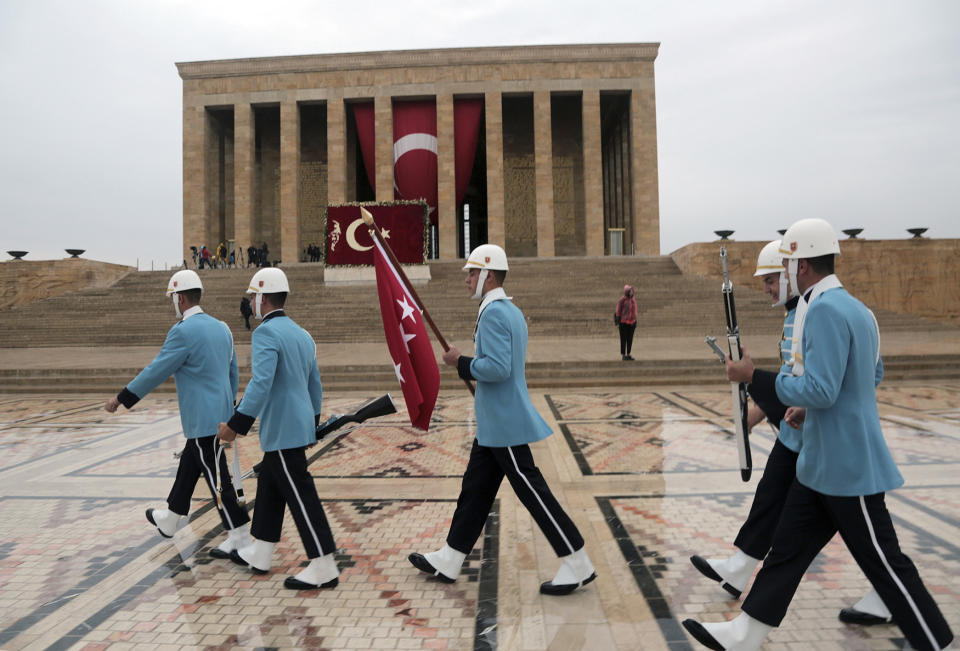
xmin=615 ymin=284 xmax=637 ymax=360
xmin=239 ymin=296 xmax=253 ymax=331
xmin=217 ymin=267 xmax=339 ymax=590
xmin=683 ymin=219 xmax=954 ymax=651
xmin=408 ymin=244 xmax=596 ymax=596
xmin=104 ymin=269 xmax=251 ymax=558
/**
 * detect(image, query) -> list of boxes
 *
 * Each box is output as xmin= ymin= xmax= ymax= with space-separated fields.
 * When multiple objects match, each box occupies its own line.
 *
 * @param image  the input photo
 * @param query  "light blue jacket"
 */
xmin=127 ymin=311 xmax=238 ymax=438
xmin=775 ymin=287 xmax=902 ymax=496
xmin=776 ymin=305 xmax=801 ymax=453
xmin=469 ymin=299 xmax=552 ymax=447
xmin=236 ymin=313 xmax=323 ymax=452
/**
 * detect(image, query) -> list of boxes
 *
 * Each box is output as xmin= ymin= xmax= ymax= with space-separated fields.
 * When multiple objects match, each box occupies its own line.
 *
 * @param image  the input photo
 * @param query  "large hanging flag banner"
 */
xmin=352 ymin=99 xmax=483 ymax=231
xmin=372 ymin=234 xmax=440 ymax=430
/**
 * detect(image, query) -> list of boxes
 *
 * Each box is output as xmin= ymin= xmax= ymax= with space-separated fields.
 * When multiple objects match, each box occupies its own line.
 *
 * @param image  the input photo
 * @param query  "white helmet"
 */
xmin=754 ymin=240 xmax=792 ymax=306
xmin=753 ymin=240 xmax=783 ymax=277
xmin=247 ymin=267 xmax=290 ymax=294
xmin=166 ymin=269 xmax=203 ymax=296
xmin=463 ymin=244 xmax=508 ymax=299
xmin=167 ymin=270 xmax=202 ymax=318
xmin=246 ymin=268 xmax=290 ymax=320
xmin=779 ymin=218 xmax=841 ymax=260
xmin=779 ymin=218 xmax=840 ymax=296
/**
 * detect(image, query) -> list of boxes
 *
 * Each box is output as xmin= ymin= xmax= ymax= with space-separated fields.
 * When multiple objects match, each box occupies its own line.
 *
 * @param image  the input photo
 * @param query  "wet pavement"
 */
xmin=0 ymin=385 xmax=958 ymax=650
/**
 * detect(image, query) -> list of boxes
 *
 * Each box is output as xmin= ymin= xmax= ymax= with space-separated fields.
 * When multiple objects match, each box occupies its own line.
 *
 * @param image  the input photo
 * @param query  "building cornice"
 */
xmin=176 ymin=43 xmax=659 ymax=80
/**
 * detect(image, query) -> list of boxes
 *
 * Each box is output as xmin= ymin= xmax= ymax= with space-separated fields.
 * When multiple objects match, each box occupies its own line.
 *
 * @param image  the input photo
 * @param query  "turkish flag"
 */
xmin=326 ymin=204 xmax=427 ymax=266
xmin=373 ymin=238 xmax=439 ymax=430
xmin=393 ymin=100 xmax=438 ymax=226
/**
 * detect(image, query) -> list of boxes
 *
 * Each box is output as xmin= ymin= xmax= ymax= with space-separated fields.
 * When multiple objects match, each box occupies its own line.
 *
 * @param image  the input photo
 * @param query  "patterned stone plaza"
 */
xmin=0 ymin=385 xmax=958 ymax=650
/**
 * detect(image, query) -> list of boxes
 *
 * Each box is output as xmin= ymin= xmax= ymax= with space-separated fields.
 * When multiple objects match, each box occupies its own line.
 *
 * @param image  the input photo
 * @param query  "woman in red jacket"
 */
xmin=615 ymin=285 xmax=638 ymax=360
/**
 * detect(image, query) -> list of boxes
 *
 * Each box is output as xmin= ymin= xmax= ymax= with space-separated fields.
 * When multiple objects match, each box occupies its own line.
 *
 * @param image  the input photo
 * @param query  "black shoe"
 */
xmin=408 ymin=553 xmax=456 ymax=583
xmin=622 ymin=355 xmax=628 ymax=361
xmin=229 ymin=548 xmax=268 ymax=575
xmin=145 ymin=508 xmax=173 ymax=539
xmin=539 ymin=572 xmax=597 ymax=596
xmin=689 ymin=555 xmax=742 ymax=599
xmin=625 ymin=355 xmax=635 ymax=360
xmin=284 ymin=576 xmax=338 ymax=590
xmin=208 ymin=546 xmax=232 ymax=560
xmin=681 ymin=619 xmax=725 ymax=651
xmin=838 ymin=607 xmax=892 ymax=625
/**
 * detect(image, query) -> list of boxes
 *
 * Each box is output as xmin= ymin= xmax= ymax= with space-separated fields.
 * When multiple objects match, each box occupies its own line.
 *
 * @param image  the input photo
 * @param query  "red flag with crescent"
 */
xmin=393 ymin=100 xmax=438 ymax=226
xmin=326 ymin=204 xmax=426 ymax=266
xmin=373 ymin=238 xmax=439 ymax=430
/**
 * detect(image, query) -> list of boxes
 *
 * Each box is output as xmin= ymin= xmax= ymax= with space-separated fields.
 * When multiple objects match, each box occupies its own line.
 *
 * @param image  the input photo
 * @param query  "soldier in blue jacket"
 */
xmin=217 ymin=267 xmax=339 ymax=591
xmin=684 ymin=219 xmax=954 ymax=651
xmin=105 ymin=270 xmax=251 ymax=557
xmin=408 ymin=244 xmax=596 ymax=595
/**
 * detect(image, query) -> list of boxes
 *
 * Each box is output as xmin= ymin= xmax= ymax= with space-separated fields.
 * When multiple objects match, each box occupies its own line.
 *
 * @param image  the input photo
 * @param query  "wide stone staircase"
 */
xmin=1 ymin=257 xmax=957 ymax=392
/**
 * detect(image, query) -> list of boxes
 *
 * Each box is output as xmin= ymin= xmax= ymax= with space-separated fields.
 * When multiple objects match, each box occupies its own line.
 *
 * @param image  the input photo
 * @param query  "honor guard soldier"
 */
xmin=690 ymin=239 xmax=892 ymax=626
xmin=105 ymin=269 xmax=251 ymax=557
xmin=683 ymin=219 xmax=954 ymax=651
xmin=409 ymin=244 xmax=596 ymax=595
xmin=217 ymin=268 xmax=339 ymax=590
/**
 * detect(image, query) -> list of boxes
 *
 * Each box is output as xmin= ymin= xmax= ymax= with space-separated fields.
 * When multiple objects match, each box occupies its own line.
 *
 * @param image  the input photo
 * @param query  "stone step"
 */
xmin=3 ymin=355 xmax=958 ymax=394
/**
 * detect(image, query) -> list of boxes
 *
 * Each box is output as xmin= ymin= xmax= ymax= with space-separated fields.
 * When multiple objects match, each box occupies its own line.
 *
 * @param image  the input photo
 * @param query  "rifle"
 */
xmin=719 ymin=247 xmax=752 ymax=482
xmin=242 ymin=394 xmax=398 ymax=480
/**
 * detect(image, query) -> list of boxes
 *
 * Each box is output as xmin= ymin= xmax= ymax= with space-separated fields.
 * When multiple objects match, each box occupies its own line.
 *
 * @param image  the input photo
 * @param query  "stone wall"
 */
xmin=0 ymin=259 xmax=134 ymax=309
xmin=670 ymin=239 xmax=960 ymax=324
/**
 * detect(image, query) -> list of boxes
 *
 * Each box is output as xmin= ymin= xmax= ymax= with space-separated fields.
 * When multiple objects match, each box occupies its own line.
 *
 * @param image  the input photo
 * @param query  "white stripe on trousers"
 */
xmin=196 ymin=438 xmax=235 ymax=530
xmin=858 ymin=496 xmax=940 ymax=651
xmin=278 ymin=449 xmax=325 ymax=557
xmin=507 ymin=447 xmax=576 ymax=556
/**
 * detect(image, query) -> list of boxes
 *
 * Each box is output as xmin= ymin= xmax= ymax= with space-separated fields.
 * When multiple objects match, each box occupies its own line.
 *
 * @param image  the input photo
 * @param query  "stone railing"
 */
xmin=670 ymin=239 xmax=960 ymax=324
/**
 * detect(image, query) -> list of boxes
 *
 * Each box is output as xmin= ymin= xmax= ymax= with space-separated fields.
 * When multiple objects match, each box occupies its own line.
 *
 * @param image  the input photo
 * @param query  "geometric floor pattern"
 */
xmin=0 ymin=384 xmax=958 ymax=650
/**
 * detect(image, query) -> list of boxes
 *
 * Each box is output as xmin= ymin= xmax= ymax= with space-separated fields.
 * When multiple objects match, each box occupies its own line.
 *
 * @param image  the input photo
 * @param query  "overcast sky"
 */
xmin=2 ymin=0 xmax=958 ymax=268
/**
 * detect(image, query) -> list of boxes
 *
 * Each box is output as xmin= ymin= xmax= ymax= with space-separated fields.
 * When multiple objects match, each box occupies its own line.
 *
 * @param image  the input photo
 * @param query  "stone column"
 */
xmin=582 ymin=89 xmax=604 ymax=256
xmin=280 ymin=99 xmax=300 ymax=264
xmin=182 ymin=105 xmax=206 ymax=264
xmin=533 ymin=91 xmax=555 ymax=257
xmin=233 ymin=102 xmax=254 ymax=261
xmin=484 ymin=90 xmax=505 ymax=248
xmin=631 ymin=81 xmax=660 ymax=255
xmin=327 ymin=97 xmax=347 ymax=205
xmin=436 ymin=93 xmax=456 ymax=259
xmin=375 ymin=95 xmax=394 ymax=202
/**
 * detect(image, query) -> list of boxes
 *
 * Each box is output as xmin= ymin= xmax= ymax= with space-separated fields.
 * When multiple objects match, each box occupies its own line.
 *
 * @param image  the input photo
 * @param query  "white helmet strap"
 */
xmin=172 ymin=293 xmax=182 ymax=319
xmin=776 ymin=272 xmax=788 ymax=306
xmin=254 ymin=293 xmax=264 ymax=320
xmin=472 ymin=269 xmax=489 ymax=300
xmin=787 ymin=259 xmax=800 ymax=298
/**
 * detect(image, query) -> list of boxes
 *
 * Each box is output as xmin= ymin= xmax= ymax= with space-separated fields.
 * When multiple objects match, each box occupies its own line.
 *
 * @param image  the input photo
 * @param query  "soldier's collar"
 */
xmin=181 ymin=305 xmax=204 ymax=320
xmin=262 ymin=309 xmax=285 ymax=322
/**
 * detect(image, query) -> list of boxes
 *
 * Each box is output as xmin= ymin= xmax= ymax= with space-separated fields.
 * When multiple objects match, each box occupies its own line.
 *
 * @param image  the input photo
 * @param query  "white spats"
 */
xmin=540 ymin=547 xmax=597 ymax=595
xmin=146 ymin=508 xmax=185 ymax=538
xmin=704 ymin=549 xmax=760 ymax=596
xmin=237 ymin=539 xmax=274 ymax=573
xmin=424 ymin=544 xmax=467 ymax=581
xmin=213 ymin=523 xmax=252 ymax=557
xmin=852 ymin=587 xmax=892 ymax=619
xmin=700 ymin=612 xmax=773 ymax=651
xmin=293 ymin=555 xmax=339 ymax=587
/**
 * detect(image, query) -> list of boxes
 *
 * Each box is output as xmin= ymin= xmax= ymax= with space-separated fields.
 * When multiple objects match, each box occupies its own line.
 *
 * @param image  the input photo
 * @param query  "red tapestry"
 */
xmin=326 ymin=204 xmax=426 ymax=266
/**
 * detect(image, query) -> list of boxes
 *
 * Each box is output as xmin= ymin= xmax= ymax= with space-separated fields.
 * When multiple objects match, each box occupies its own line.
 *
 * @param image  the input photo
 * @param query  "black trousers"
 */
xmin=618 ymin=323 xmax=636 ymax=355
xmin=251 ymin=447 xmax=336 ymax=559
xmin=167 ymin=435 xmax=249 ymax=531
xmin=742 ymin=481 xmax=953 ymax=651
xmin=733 ymin=438 xmax=798 ymax=559
xmin=447 ymin=439 xmax=584 ymax=557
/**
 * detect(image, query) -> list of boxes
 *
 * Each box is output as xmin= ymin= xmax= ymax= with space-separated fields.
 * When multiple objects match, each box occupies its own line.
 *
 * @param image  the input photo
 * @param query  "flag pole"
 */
xmin=361 ymin=207 xmax=474 ymax=395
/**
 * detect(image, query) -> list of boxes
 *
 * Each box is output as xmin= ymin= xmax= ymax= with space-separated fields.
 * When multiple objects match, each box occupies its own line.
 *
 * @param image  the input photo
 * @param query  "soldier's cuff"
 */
xmin=457 ymin=356 xmax=475 ymax=381
xmin=118 ymin=388 xmax=140 ymax=409
xmin=748 ymin=369 xmax=778 ymax=405
xmin=228 ymin=411 xmax=256 ymax=436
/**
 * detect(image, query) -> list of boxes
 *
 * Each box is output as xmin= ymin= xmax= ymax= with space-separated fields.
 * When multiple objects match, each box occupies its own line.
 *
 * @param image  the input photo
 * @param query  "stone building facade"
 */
xmin=176 ymin=43 xmax=660 ymax=264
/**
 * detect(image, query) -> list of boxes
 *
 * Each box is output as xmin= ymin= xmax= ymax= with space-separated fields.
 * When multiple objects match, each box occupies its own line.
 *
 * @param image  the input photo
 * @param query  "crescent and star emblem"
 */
xmin=345 ymin=218 xmax=389 ymax=252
